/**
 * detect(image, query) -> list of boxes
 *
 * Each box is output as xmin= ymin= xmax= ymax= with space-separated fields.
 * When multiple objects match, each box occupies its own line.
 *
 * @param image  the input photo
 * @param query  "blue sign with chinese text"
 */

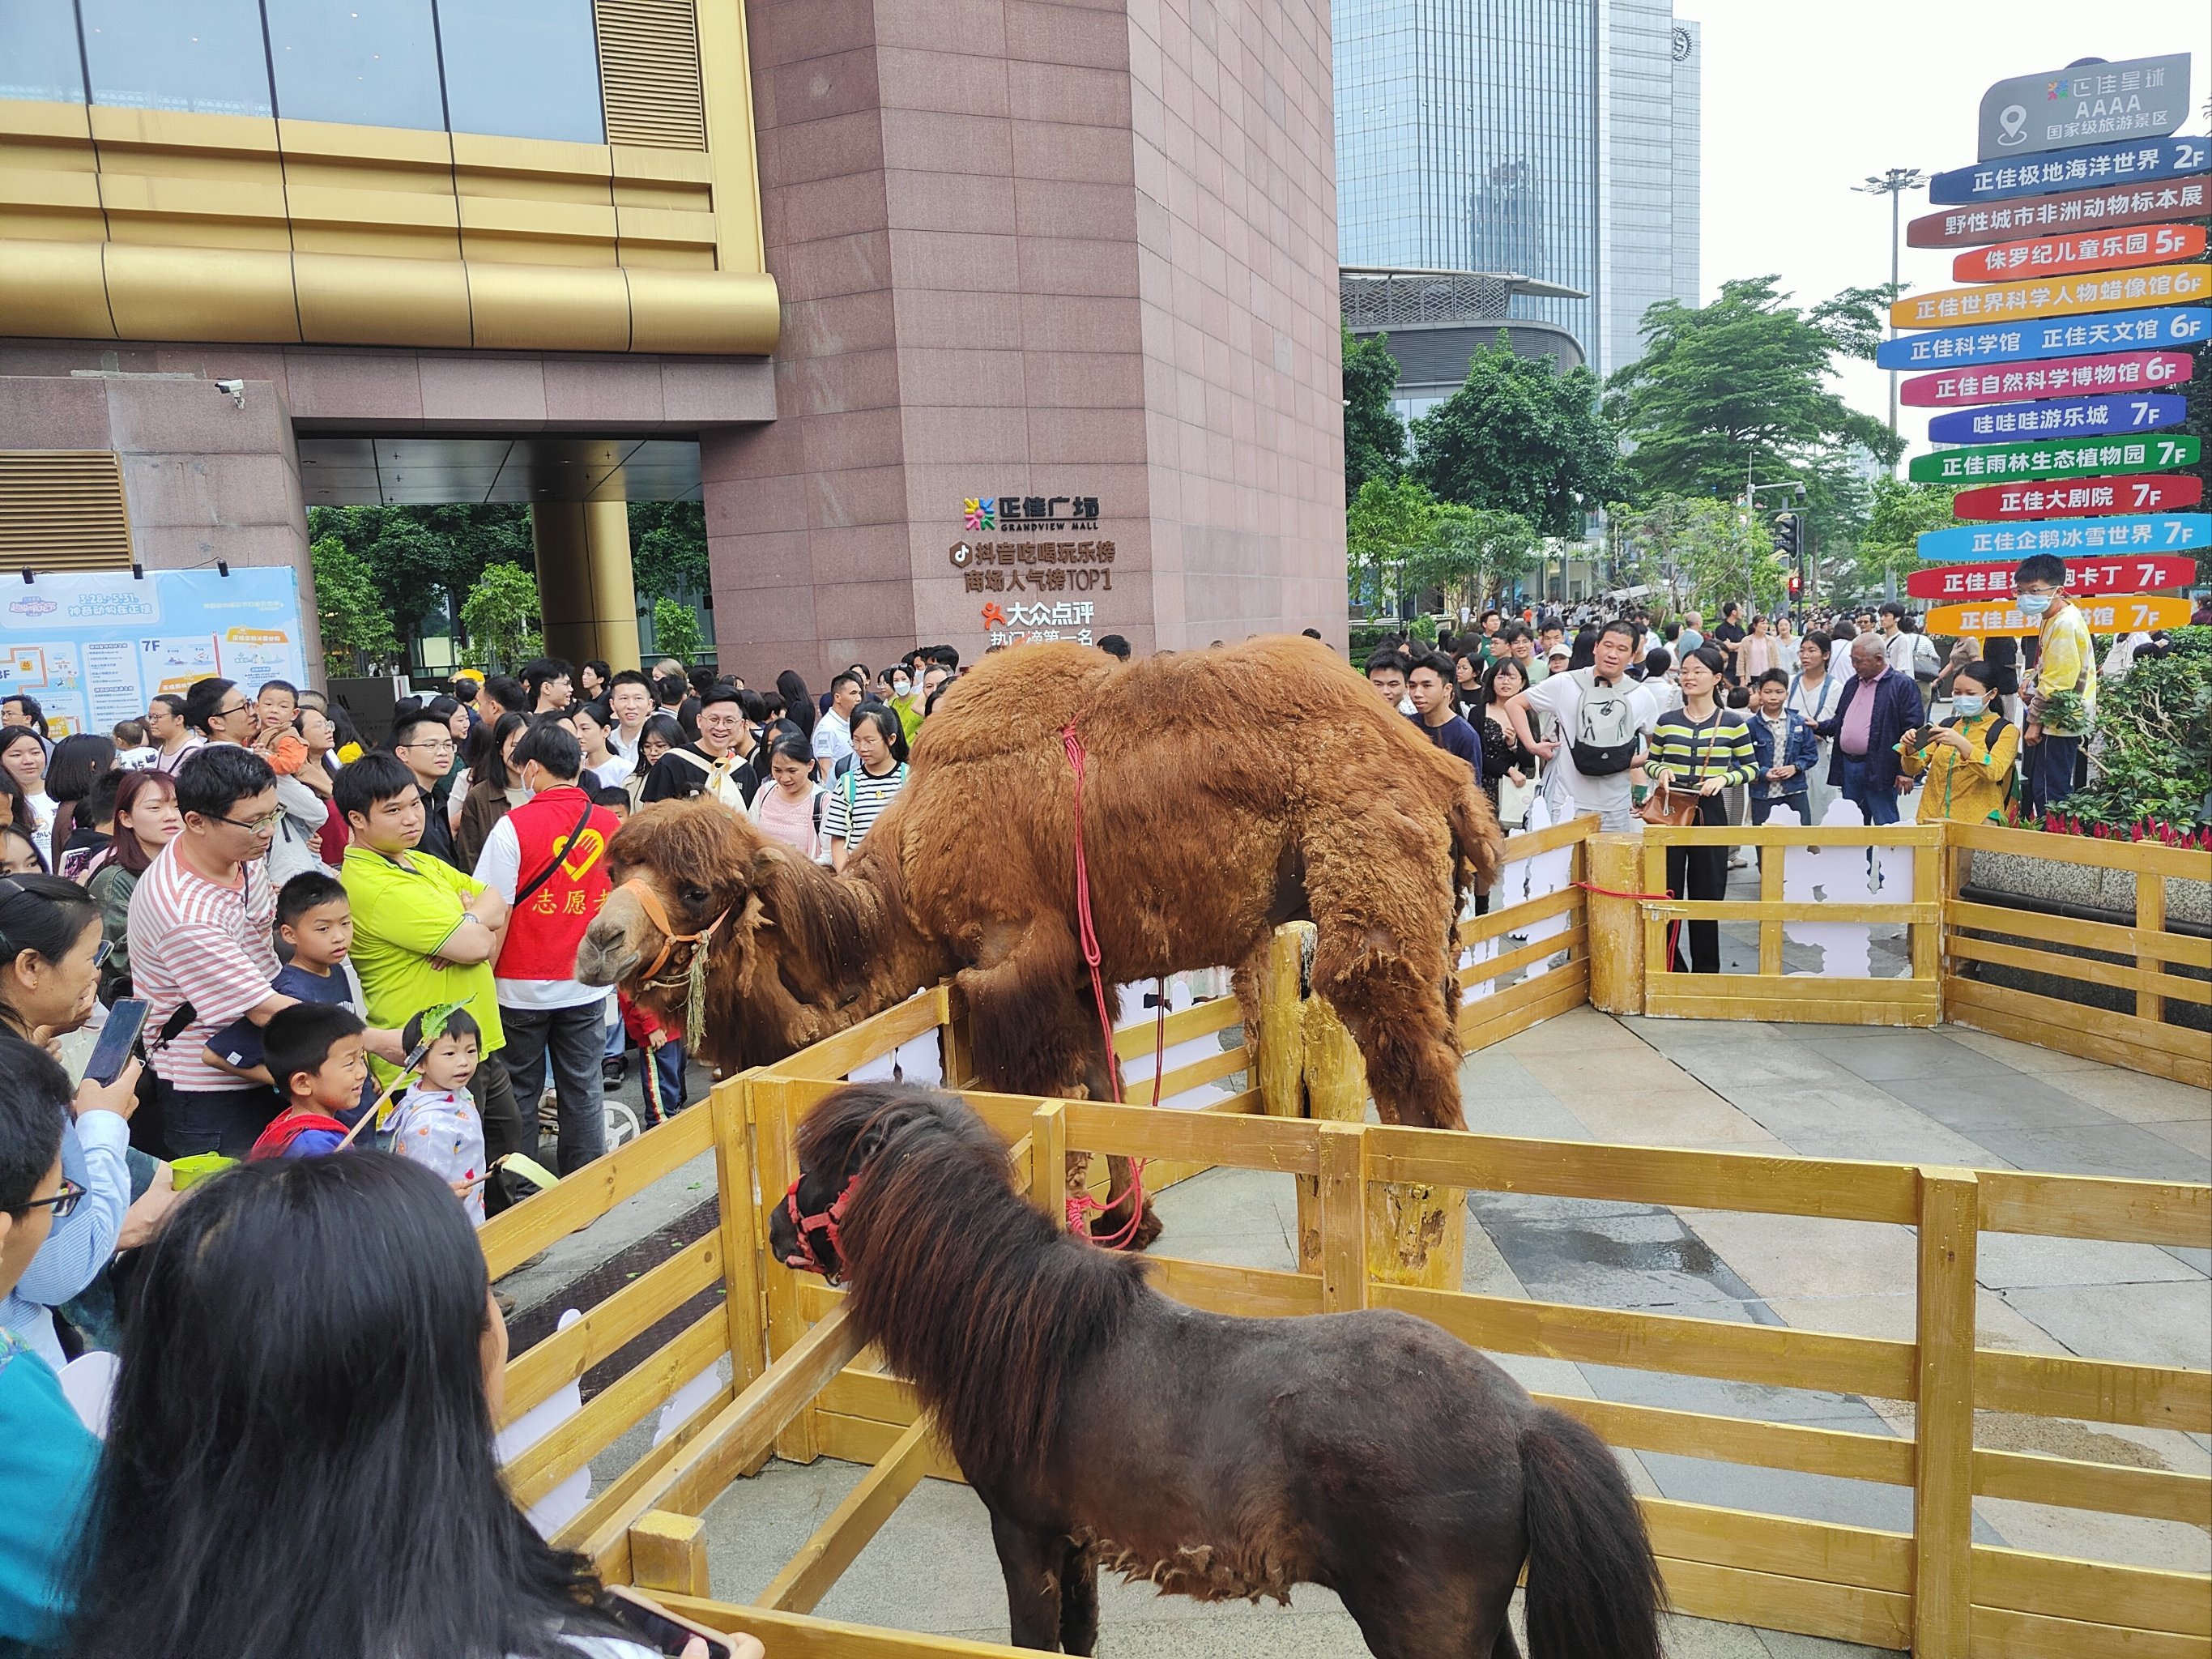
xmin=1917 ymin=513 xmax=2209 ymax=562
xmin=1929 ymin=134 xmax=2209 ymax=204
xmin=1875 ymin=307 xmax=2207 ymax=370
xmin=1928 ymin=393 xmax=2185 ymax=445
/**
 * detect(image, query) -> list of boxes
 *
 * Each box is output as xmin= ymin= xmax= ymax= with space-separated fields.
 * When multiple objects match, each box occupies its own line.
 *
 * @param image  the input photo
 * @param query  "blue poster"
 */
xmin=1929 ymin=134 xmax=2210 ymax=204
xmin=1929 ymin=394 xmax=2185 ymax=445
xmin=0 ymin=568 xmax=308 ymax=740
xmin=1875 ymin=307 xmax=2207 ymax=370
xmin=1917 ymin=513 xmax=2210 ymax=562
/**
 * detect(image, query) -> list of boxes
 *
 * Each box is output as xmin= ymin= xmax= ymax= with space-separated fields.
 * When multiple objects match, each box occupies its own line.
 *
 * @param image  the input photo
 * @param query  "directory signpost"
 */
xmin=1951 ymin=475 xmax=2201 ymax=521
xmin=1908 ymin=433 xmax=2197 ymax=484
xmin=1975 ymin=53 xmax=2190 ymax=160
xmin=1924 ymin=595 xmax=2190 ymax=638
xmin=1874 ymin=306 xmax=2208 ymax=370
xmin=1951 ymin=222 xmax=2204 ymax=281
xmin=1890 ymin=261 xmax=2209 ymax=328
xmin=1906 ymin=554 xmax=2196 ymax=601
xmin=1907 ymin=174 xmax=2210 ymax=247
xmin=1926 ymin=394 xmax=2185 ymax=445
xmin=1899 ymin=349 xmax=2191 ymax=407
xmin=1916 ymin=513 xmax=2210 ymax=563
xmin=1928 ymin=133 xmax=2208 ymax=204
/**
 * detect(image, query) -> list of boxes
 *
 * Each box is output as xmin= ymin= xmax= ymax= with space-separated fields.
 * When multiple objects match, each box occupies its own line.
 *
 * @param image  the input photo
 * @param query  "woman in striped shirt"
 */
xmin=1647 ymin=646 xmax=1759 ymax=975
xmin=824 ymin=703 xmax=909 ymax=872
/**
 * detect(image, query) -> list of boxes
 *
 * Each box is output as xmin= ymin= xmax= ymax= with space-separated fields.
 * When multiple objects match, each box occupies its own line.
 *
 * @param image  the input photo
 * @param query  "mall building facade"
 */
xmin=0 ymin=0 xmax=1349 ymax=679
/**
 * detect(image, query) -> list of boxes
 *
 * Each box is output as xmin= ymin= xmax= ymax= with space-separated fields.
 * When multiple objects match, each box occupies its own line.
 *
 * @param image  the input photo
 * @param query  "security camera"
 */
xmin=213 ymin=378 xmax=245 ymax=407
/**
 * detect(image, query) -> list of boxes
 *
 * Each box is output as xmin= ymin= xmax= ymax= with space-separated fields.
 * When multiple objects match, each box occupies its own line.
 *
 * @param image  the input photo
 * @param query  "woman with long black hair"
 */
xmin=775 ymin=669 xmax=816 ymax=742
xmin=60 ymin=1153 xmax=753 ymax=1659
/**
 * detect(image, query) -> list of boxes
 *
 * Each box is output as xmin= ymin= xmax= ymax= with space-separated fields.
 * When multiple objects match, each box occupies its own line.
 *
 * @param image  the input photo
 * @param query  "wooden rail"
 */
xmin=479 ymin=817 xmax=2206 ymax=1658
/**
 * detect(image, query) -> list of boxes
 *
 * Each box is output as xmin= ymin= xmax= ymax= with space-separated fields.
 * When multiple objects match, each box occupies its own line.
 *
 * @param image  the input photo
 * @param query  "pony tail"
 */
xmin=1517 ymin=1406 xmax=1664 ymax=1659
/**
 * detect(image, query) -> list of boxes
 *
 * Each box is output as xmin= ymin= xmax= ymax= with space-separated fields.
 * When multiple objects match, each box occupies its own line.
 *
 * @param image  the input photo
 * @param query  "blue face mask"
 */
xmin=2017 ymin=591 xmax=2053 ymax=616
xmin=1950 ymin=694 xmax=1985 ymax=719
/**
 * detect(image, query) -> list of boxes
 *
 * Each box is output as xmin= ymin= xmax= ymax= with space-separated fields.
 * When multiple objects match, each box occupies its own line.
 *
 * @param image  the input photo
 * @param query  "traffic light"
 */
xmin=1788 ymin=572 xmax=1802 ymax=597
xmin=1773 ymin=513 xmax=1803 ymax=559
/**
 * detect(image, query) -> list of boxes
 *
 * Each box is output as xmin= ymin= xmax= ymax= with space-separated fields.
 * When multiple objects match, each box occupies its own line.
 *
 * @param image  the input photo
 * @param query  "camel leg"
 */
xmin=1302 ymin=832 xmax=1465 ymax=1131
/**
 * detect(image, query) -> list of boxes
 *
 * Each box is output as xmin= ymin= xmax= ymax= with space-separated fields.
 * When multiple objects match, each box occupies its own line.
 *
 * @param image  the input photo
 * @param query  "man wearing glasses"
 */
xmin=181 ymin=676 xmax=261 ymax=753
xmin=392 ymin=708 xmax=462 ymax=867
xmin=126 ymin=748 xmax=300 ymax=1158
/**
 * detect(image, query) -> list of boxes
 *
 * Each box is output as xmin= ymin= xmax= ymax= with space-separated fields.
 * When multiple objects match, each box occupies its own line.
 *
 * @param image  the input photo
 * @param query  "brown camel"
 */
xmin=577 ymin=636 xmax=1502 ymax=1235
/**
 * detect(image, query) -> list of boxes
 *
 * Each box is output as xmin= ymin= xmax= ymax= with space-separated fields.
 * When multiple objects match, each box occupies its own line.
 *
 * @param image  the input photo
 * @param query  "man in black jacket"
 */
xmin=1817 ymin=633 xmax=1924 ymax=826
xmin=391 ymin=708 xmax=462 ymax=866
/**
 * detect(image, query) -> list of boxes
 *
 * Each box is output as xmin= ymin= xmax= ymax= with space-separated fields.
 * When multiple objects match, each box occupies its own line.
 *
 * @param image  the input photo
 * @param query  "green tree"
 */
xmin=307 ymin=503 xmax=532 ymax=647
xmin=1856 ymin=477 xmax=1960 ymax=597
xmin=1605 ymin=278 xmax=1901 ymax=568
xmin=1412 ymin=505 xmax=1541 ymax=616
xmin=1409 ymin=339 xmax=1630 ymax=537
xmin=1342 ymin=326 xmax=1409 ymax=496
xmin=458 ymin=562 xmax=543 ymax=673
xmin=1610 ymin=494 xmax=1784 ymax=616
xmin=309 ymin=536 xmax=400 ymax=677
xmin=629 ymin=501 xmax=710 ymax=599
xmin=1345 ymin=475 xmax=1444 ymax=617
xmin=651 ymin=595 xmax=705 ymax=665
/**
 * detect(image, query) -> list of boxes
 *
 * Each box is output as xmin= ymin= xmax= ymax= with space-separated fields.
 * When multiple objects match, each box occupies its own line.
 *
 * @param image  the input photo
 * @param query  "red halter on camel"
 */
xmin=1059 ymin=719 xmax=1162 ymax=1248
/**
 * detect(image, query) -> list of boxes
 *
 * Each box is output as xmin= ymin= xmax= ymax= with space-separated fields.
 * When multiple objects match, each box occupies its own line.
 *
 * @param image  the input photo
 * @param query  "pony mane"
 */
xmin=799 ymin=1085 xmax=1146 ymax=1484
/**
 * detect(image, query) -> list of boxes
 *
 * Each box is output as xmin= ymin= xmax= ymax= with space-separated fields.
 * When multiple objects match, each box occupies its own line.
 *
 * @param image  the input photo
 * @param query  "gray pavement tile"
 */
xmin=1999 ymin=1280 xmax=2212 ymax=1373
xmin=1715 ymin=1082 xmax=2001 ymax=1167
xmin=1758 ymin=1631 xmax=1907 ymax=1659
xmin=1874 ymin=1074 xmax=2134 ymax=1132
xmin=1975 ymin=1230 xmax=2205 ymax=1289
xmin=1468 ymin=1193 xmax=1782 ymax=1323
xmin=1800 ymin=1030 xmax=2019 ymax=1082
xmin=1975 ymin=1123 xmax=2212 ymax=1183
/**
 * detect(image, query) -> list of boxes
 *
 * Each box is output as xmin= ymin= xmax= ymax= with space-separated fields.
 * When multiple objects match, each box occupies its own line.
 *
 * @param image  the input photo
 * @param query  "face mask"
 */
xmin=893 ymin=678 xmax=910 ymax=697
xmin=2017 ymin=591 xmax=2053 ymax=616
xmin=1950 ymin=694 xmax=1985 ymax=719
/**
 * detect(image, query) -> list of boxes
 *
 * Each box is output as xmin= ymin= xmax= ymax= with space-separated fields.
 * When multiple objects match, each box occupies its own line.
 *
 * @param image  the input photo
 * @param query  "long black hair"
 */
xmin=467 ymin=710 xmax=529 ymax=791
xmin=775 ymin=670 xmax=816 ymax=740
xmin=0 ymin=872 xmax=101 ymax=1038
xmin=63 ymin=1154 xmax=626 ymax=1659
xmin=45 ymin=732 xmax=116 ymax=848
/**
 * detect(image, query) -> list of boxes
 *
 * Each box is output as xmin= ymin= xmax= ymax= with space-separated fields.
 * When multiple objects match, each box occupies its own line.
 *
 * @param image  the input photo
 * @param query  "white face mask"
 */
xmin=893 ymin=677 xmax=910 ymax=697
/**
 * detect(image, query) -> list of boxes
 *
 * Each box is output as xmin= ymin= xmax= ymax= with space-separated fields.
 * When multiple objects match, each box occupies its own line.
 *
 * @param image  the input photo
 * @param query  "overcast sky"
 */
xmin=1671 ymin=2 xmax=2207 ymax=460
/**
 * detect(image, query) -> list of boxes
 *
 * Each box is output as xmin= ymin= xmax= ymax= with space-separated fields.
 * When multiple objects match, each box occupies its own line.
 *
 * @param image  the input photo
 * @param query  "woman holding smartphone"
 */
xmin=0 ymin=874 xmax=173 ymax=1367
xmin=60 ymin=1154 xmax=759 ymax=1659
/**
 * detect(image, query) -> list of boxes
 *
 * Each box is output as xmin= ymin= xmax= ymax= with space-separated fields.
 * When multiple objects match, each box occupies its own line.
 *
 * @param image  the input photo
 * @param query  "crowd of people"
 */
xmin=0 ymin=641 xmax=981 ymax=1653
xmin=1362 ymin=552 xmax=2134 ymax=971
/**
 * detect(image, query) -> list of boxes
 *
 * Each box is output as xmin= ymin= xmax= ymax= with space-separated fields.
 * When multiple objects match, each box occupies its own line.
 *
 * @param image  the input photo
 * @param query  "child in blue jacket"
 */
xmin=1746 ymin=670 xmax=1821 ymax=825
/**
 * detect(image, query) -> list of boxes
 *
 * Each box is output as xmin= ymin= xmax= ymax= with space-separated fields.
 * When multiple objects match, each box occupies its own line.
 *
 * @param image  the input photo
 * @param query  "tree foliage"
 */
xmin=650 ymin=596 xmax=705 ymax=666
xmin=1856 ymin=477 xmax=1960 ymax=596
xmin=629 ymin=501 xmax=710 ymax=598
xmin=2059 ymin=628 xmax=2212 ymax=837
xmin=1342 ymin=326 xmax=1409 ymax=497
xmin=458 ymin=561 xmax=543 ymax=673
xmin=1345 ymin=476 xmax=1439 ymax=616
xmin=309 ymin=536 xmax=399 ymax=677
xmin=1418 ymin=505 xmax=1541 ymax=616
xmin=306 ymin=504 xmax=532 ymax=642
xmin=1609 ymin=494 xmax=1783 ymax=616
xmin=1410 ymin=339 xmax=1629 ymax=537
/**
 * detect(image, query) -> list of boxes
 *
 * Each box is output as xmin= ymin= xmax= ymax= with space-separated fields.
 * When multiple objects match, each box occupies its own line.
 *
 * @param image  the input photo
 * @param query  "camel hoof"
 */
xmin=1089 ymin=1200 xmax=1164 ymax=1252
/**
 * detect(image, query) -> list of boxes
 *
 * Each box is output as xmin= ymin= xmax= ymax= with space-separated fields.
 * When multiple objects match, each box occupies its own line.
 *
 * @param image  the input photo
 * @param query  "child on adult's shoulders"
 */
xmin=389 ymin=1007 xmax=489 ymax=1225
xmin=202 ymin=872 xmax=404 ymax=1125
xmin=247 ymin=1004 xmax=370 ymax=1160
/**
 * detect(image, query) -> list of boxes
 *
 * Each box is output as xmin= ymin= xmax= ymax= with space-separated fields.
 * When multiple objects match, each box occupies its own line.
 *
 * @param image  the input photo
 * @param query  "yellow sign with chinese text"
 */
xmin=1893 ymin=262 xmax=2210 ymax=328
xmin=1925 ymin=593 xmax=2189 ymax=637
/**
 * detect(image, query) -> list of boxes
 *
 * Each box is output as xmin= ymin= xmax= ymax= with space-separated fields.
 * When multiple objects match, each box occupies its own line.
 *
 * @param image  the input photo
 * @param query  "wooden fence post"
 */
xmin=1317 ymin=1122 xmax=1369 ymax=1312
xmin=752 ymin=1077 xmax=820 ymax=1465
xmin=628 ymin=1510 xmax=710 ymax=1598
xmin=941 ymin=983 xmax=975 ymax=1089
xmin=711 ymin=1075 xmax=768 ymax=1390
xmin=1586 ymin=832 xmax=1648 ymax=1014
xmin=1913 ymin=1166 xmax=1980 ymax=1659
xmin=2136 ymin=871 xmax=2168 ymax=1026
xmin=1258 ymin=923 xmax=1307 ymax=1124
xmin=1029 ymin=1101 xmax=1068 ymax=1230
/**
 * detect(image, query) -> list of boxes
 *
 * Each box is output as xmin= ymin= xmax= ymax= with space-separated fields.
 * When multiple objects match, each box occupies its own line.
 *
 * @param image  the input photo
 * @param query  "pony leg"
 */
xmin=1302 ymin=829 xmax=1465 ymax=1131
xmin=1058 ymin=1540 xmax=1099 ymax=1656
xmin=986 ymin=1508 xmax=1066 ymax=1651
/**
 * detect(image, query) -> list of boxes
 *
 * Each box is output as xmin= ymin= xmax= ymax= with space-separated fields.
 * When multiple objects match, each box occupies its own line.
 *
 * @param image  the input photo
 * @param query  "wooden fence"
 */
xmin=479 ymin=817 xmax=2209 ymax=1658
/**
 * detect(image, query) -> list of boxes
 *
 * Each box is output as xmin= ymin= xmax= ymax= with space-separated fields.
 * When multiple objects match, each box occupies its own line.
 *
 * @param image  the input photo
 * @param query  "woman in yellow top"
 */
xmin=1899 ymin=660 xmax=2019 ymax=825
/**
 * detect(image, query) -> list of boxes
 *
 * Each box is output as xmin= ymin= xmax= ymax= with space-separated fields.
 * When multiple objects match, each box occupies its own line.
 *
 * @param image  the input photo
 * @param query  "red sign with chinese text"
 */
xmin=1950 ymin=223 xmax=2205 ymax=282
xmin=1899 ymin=349 xmax=2191 ymax=407
xmin=1905 ymin=553 xmax=2196 ymax=601
xmin=1952 ymin=474 xmax=2201 ymax=521
xmin=1907 ymin=174 xmax=2210 ymax=248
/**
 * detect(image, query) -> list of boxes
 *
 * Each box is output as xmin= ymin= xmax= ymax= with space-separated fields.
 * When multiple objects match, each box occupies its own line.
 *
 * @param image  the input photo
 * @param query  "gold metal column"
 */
xmin=531 ymin=499 xmax=641 ymax=672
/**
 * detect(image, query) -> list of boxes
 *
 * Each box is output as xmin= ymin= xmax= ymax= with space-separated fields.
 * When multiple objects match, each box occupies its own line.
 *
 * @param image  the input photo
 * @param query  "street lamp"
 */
xmin=1855 ymin=167 xmax=1929 ymax=472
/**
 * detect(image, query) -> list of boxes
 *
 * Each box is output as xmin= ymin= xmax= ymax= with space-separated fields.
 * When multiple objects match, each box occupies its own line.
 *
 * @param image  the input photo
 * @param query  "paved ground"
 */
xmin=668 ymin=1005 xmax=2209 ymax=1657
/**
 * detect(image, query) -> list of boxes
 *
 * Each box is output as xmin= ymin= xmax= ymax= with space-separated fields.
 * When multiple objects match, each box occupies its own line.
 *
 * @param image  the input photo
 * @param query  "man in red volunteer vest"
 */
xmin=471 ymin=721 xmax=622 ymax=1174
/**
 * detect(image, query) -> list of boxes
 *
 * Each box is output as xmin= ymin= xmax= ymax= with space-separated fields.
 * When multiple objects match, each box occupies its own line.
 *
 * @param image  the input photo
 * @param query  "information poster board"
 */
xmin=0 ymin=568 xmax=307 ymax=740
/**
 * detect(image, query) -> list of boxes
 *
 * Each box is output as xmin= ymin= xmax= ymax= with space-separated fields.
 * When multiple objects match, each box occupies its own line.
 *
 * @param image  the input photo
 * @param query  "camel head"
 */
xmin=576 ymin=797 xmax=901 ymax=1072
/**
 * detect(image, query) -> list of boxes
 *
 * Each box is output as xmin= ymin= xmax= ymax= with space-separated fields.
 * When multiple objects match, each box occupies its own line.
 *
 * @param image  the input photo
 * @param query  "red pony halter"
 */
xmin=780 ymin=1171 xmax=864 ymax=1282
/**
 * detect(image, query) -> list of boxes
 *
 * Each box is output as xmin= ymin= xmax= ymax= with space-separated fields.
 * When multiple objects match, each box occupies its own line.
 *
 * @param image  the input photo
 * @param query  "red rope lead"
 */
xmin=1567 ymin=881 xmax=1685 ymax=972
xmin=1060 ymin=720 xmax=1149 ymax=1246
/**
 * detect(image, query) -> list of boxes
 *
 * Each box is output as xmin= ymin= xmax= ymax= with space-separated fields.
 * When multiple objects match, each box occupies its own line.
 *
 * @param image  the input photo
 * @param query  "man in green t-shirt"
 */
xmin=335 ymin=752 xmax=525 ymax=1211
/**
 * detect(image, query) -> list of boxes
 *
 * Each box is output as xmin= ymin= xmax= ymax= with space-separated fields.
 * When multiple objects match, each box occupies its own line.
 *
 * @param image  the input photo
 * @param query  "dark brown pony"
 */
xmin=769 ymin=1083 xmax=1665 ymax=1659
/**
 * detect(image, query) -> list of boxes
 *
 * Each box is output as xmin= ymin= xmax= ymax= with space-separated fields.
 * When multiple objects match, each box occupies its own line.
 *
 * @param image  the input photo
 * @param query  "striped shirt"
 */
xmin=126 ymin=838 xmax=280 ymax=1092
xmin=820 ymin=761 xmax=906 ymax=852
xmin=1647 ymin=710 xmax=1759 ymax=787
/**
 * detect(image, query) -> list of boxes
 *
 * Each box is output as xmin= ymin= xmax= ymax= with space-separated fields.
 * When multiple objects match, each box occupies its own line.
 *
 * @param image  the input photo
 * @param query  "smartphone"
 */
xmin=83 ymin=998 xmax=149 ymax=1086
xmin=599 ymin=1587 xmax=743 ymax=1658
